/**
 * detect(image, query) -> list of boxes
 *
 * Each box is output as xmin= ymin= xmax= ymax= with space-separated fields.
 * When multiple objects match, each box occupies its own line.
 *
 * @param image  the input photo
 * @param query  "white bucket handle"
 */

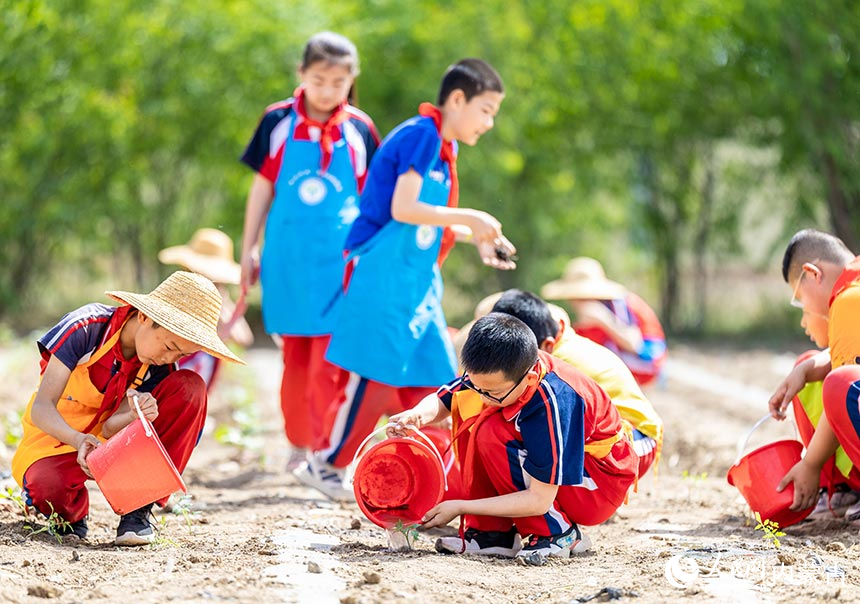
xmin=734 ymin=412 xmax=799 ymax=466
xmin=132 ymin=395 xmax=153 ymax=438
xmin=351 ymin=422 xmax=449 ymax=492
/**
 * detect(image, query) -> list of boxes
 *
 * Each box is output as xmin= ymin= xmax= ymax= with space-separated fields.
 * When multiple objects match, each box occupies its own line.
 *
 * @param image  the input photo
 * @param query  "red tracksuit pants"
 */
xmin=463 ymin=411 xmax=638 ymax=536
xmin=23 ymin=370 xmax=207 ymax=523
xmin=319 ymin=374 xmax=435 ymax=468
xmin=279 ymin=335 xmax=350 ymax=450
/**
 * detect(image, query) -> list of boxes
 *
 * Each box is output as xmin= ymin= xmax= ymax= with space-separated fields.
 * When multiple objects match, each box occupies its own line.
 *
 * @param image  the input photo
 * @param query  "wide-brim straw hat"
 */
xmin=541 ymin=257 xmax=627 ymax=301
xmin=158 ymin=228 xmax=241 ymax=285
xmin=106 ymin=271 xmax=243 ymax=363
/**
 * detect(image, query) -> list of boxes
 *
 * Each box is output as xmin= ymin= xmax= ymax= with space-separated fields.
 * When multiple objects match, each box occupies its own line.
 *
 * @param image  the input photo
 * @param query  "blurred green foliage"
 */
xmin=2 ymin=0 xmax=858 ymax=334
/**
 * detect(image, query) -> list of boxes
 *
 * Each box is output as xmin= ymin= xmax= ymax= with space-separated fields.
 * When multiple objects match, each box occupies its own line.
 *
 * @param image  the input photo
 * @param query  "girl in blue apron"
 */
xmin=238 ymin=32 xmax=380 ymax=453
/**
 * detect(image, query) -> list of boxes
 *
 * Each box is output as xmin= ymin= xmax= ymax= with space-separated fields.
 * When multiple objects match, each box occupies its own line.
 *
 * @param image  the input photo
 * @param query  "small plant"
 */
xmin=754 ymin=512 xmax=785 ymax=548
xmin=25 ymin=502 xmax=72 ymax=544
xmin=0 ymin=486 xmax=29 ymax=515
xmin=148 ymin=515 xmax=177 ymax=548
xmin=170 ymin=494 xmax=200 ymax=533
xmin=681 ymin=470 xmax=708 ymax=503
xmin=387 ymin=519 xmax=421 ymax=551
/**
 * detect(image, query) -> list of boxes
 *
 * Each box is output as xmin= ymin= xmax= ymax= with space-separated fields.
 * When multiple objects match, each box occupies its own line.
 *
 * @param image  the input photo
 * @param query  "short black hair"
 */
xmin=782 ymin=228 xmax=854 ymax=282
xmin=461 ymin=312 xmax=537 ymax=380
xmin=491 ymin=289 xmax=559 ymax=344
xmin=438 ymin=58 xmax=504 ymax=106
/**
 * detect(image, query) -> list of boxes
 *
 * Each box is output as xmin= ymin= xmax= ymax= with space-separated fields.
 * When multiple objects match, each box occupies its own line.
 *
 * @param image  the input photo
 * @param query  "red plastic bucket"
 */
xmin=87 ymin=412 xmax=186 ymax=515
xmin=352 ymin=425 xmax=446 ymax=528
xmin=419 ymin=425 xmax=465 ymax=501
xmin=726 ymin=414 xmax=811 ymax=527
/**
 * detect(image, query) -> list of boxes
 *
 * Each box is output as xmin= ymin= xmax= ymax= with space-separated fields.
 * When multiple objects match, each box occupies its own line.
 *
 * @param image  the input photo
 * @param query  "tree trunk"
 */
xmin=822 ymin=151 xmax=860 ymax=252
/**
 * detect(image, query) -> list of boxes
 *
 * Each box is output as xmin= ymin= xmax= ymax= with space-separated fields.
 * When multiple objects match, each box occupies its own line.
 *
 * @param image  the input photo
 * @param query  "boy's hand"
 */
xmin=768 ymin=365 xmax=807 ymax=420
xmin=776 ymin=458 xmax=819 ymax=511
xmin=75 ymin=433 xmax=101 ymax=478
xmin=421 ymin=500 xmax=462 ymax=528
xmin=127 ymin=389 xmax=159 ymax=422
xmin=387 ymin=410 xmax=423 ymax=437
xmin=476 ymin=236 xmax=517 ymax=270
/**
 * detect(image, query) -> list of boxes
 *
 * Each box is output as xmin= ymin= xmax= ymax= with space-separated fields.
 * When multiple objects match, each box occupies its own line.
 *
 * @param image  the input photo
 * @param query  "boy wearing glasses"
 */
xmin=769 ymin=229 xmax=860 ymax=520
xmin=388 ymin=313 xmax=638 ymax=564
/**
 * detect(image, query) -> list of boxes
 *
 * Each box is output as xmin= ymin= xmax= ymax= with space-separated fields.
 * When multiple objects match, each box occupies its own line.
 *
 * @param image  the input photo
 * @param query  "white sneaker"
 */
xmin=516 ymin=524 xmax=591 ymax=566
xmin=845 ymin=498 xmax=860 ymax=522
xmin=810 ymin=487 xmax=860 ymax=519
xmin=292 ymin=454 xmax=355 ymax=502
xmin=435 ymin=527 xmax=522 ymax=557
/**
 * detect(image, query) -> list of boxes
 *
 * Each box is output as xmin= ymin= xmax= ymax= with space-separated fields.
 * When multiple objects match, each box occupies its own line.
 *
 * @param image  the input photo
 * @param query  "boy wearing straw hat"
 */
xmin=541 ymin=257 xmax=666 ymax=387
xmin=159 ymin=228 xmax=254 ymax=389
xmin=11 ymin=271 xmax=243 ymax=545
xmin=389 ymin=313 xmax=638 ymax=565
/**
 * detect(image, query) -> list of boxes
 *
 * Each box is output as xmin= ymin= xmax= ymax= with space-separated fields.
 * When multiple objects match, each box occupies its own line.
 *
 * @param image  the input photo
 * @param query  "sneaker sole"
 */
xmin=115 ymin=531 xmax=155 ymax=546
xmin=435 ymin=538 xmax=520 ymax=557
xmin=516 ymin=533 xmax=592 ymax=562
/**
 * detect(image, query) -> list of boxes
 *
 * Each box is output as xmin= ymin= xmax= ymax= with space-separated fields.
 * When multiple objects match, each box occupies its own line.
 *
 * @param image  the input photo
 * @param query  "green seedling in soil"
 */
xmin=392 ymin=519 xmax=421 ymax=548
xmin=149 ymin=515 xmax=178 ymax=548
xmin=170 ymin=494 xmax=200 ymax=533
xmin=0 ymin=486 xmax=29 ymax=515
xmin=754 ymin=512 xmax=785 ymax=548
xmin=681 ymin=470 xmax=708 ymax=502
xmin=25 ymin=502 xmax=72 ymax=544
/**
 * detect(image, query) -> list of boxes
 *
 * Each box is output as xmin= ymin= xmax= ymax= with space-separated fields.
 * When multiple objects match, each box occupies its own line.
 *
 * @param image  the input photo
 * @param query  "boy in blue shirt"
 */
xmin=295 ymin=58 xmax=517 ymax=499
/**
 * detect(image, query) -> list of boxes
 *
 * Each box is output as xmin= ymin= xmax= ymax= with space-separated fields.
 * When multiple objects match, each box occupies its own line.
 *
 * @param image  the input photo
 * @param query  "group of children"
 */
xmin=16 ymin=29 xmax=859 ymax=566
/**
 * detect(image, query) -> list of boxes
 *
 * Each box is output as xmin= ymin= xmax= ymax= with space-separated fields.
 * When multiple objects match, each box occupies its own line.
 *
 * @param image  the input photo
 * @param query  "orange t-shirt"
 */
xmin=828 ymin=257 xmax=860 ymax=369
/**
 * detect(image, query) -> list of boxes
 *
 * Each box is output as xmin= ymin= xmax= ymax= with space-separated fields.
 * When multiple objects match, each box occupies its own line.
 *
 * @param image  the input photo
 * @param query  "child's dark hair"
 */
xmin=491 ymin=289 xmax=559 ymax=345
xmin=461 ymin=312 xmax=537 ymax=381
xmin=782 ymin=228 xmax=854 ymax=282
xmin=438 ymin=58 xmax=504 ymax=106
xmin=301 ymin=31 xmax=360 ymax=76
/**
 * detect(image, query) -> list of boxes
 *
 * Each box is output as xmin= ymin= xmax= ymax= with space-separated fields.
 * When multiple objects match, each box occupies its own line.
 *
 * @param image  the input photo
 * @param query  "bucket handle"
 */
xmin=131 ymin=395 xmax=153 ymax=438
xmin=734 ymin=412 xmax=799 ymax=466
xmin=351 ymin=423 xmax=449 ymax=492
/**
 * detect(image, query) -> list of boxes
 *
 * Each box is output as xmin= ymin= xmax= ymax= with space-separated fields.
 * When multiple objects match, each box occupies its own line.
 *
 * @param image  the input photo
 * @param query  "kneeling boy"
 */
xmin=389 ymin=313 xmax=638 ymax=563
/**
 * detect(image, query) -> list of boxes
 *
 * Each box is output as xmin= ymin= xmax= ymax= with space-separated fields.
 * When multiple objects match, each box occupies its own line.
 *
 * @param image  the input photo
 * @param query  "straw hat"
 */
xmin=106 ymin=271 xmax=243 ymax=363
xmin=158 ymin=228 xmax=241 ymax=285
xmin=540 ymin=257 xmax=627 ymax=301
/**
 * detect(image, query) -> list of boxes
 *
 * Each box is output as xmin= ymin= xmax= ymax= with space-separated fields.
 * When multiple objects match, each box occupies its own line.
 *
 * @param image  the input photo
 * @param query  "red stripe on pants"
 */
xmin=279 ymin=335 xmax=349 ymax=450
xmin=463 ymin=410 xmax=637 ymax=536
xmin=23 ymin=370 xmax=207 ymax=522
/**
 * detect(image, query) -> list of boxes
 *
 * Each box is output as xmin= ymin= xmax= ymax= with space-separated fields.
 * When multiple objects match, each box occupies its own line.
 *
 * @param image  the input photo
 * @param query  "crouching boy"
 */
xmin=388 ymin=312 xmax=638 ymax=564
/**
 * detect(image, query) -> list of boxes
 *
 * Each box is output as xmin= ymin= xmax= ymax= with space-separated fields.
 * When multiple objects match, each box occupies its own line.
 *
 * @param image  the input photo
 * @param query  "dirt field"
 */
xmin=2 ymin=338 xmax=860 ymax=604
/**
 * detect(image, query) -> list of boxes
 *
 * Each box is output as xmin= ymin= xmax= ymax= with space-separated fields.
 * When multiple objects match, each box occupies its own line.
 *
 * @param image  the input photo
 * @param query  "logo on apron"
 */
xmin=299 ymin=177 xmax=327 ymax=205
xmin=416 ymin=225 xmax=437 ymax=250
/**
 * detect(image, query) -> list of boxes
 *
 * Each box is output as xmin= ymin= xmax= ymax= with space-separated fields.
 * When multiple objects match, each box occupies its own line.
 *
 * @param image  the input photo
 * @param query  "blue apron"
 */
xmin=260 ymin=116 xmax=359 ymax=335
xmin=326 ymin=153 xmax=457 ymax=388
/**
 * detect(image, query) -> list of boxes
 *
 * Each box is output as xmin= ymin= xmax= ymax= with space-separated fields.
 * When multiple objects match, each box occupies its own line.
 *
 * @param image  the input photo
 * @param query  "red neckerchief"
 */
xmin=294 ymin=86 xmax=351 ymax=173
xmin=80 ymin=306 xmax=147 ymax=435
xmin=418 ymin=103 xmax=459 ymax=265
xmin=829 ymin=256 xmax=860 ymax=308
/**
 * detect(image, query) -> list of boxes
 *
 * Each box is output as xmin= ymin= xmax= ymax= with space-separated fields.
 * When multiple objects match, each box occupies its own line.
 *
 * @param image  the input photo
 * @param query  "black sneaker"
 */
xmin=516 ymin=523 xmax=591 ymax=565
xmin=435 ymin=527 xmax=521 ymax=557
xmin=115 ymin=504 xmax=155 ymax=546
xmin=57 ymin=517 xmax=88 ymax=539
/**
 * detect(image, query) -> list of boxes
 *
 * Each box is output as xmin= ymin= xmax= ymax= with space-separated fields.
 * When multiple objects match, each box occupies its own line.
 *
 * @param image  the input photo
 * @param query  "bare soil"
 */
xmin=2 ymin=339 xmax=859 ymax=604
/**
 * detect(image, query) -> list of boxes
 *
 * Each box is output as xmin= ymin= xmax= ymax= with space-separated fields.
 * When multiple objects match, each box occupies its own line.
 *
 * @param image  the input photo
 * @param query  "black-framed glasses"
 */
xmin=462 ymin=365 xmax=532 ymax=405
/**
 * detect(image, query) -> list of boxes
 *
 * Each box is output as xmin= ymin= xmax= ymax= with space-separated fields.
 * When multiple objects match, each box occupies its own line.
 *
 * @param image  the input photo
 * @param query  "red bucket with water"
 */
xmin=726 ymin=414 xmax=811 ymax=527
xmin=352 ymin=425 xmax=446 ymax=528
xmin=87 ymin=401 xmax=186 ymax=515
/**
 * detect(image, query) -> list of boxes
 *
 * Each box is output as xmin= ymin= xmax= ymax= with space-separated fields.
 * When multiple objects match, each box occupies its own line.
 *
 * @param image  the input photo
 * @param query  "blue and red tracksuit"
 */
xmin=439 ymin=351 xmax=638 ymax=536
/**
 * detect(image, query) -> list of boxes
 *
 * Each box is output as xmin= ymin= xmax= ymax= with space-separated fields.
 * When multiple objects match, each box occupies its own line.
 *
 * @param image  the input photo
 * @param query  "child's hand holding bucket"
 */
xmin=75 ymin=432 xmax=102 ymax=479
xmin=776 ymin=457 xmax=822 ymax=511
xmin=127 ymin=390 xmax=159 ymax=422
xmin=386 ymin=411 xmax=425 ymax=438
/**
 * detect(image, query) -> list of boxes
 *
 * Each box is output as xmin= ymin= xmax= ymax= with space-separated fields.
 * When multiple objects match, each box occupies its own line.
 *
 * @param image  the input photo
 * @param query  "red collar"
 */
xmin=829 ymin=256 xmax=860 ymax=308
